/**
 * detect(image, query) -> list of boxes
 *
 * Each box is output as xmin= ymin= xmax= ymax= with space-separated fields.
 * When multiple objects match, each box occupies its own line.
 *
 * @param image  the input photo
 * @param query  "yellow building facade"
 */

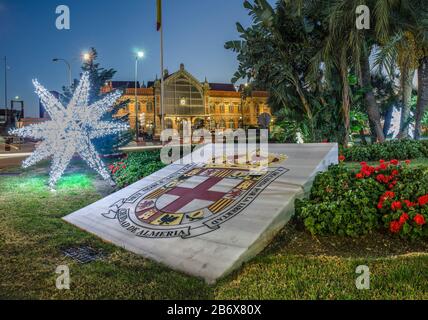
xmin=103 ymin=64 xmax=272 ymax=136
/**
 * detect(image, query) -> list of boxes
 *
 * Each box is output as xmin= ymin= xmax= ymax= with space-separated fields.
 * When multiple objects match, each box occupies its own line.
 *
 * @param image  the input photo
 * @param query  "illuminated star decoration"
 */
xmin=9 ymin=72 xmax=129 ymax=188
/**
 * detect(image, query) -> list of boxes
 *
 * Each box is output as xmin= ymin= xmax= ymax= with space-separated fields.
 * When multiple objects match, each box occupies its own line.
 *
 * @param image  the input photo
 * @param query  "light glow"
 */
xmin=9 ymin=72 xmax=129 ymax=188
xmin=82 ymin=53 xmax=91 ymax=61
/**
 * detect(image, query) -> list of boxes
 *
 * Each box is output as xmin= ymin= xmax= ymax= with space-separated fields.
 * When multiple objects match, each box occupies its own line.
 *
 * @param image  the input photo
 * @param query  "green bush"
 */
xmin=340 ymin=139 xmax=428 ymax=162
xmin=109 ymin=150 xmax=166 ymax=188
xmin=296 ymin=165 xmax=382 ymax=236
xmin=296 ymin=161 xmax=428 ymax=239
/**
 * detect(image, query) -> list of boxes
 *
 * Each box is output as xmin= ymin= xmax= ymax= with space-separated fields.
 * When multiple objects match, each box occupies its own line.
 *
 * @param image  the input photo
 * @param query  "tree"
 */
xmin=312 ymin=0 xmax=387 ymax=143
xmin=374 ymin=0 xmax=428 ymax=139
xmin=61 ymin=48 xmax=132 ymax=155
xmin=226 ymin=0 xmax=344 ymax=143
xmin=415 ymin=54 xmax=428 ymax=139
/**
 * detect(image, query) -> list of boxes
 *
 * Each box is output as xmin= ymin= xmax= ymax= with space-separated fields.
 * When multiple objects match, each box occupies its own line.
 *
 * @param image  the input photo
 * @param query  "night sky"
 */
xmin=0 ymin=0 xmax=264 ymax=117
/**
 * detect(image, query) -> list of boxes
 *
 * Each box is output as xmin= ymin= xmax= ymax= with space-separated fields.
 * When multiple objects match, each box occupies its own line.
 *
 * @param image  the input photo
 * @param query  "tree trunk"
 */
xmin=398 ymin=69 xmax=415 ymax=139
xmin=415 ymin=56 xmax=428 ymax=140
xmin=383 ymin=104 xmax=394 ymax=137
xmin=360 ymin=51 xmax=385 ymax=143
xmin=293 ymin=74 xmax=315 ymax=139
xmin=340 ymin=49 xmax=350 ymax=146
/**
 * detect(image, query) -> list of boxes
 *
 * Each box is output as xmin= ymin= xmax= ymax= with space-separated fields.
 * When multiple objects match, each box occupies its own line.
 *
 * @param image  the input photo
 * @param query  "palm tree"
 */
xmin=415 ymin=54 xmax=428 ymax=139
xmin=312 ymin=0 xmax=386 ymax=143
xmin=374 ymin=0 xmax=428 ymax=139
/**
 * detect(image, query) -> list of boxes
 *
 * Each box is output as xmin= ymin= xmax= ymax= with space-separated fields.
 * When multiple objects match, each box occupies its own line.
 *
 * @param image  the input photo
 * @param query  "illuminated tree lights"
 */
xmin=9 ymin=72 xmax=129 ymax=188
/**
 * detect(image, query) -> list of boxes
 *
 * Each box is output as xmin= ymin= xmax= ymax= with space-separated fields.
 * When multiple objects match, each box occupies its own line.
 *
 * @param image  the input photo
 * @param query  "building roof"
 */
xmin=209 ymin=83 xmax=236 ymax=92
xmin=104 ymin=64 xmax=269 ymax=97
xmin=109 ymin=81 xmax=141 ymax=89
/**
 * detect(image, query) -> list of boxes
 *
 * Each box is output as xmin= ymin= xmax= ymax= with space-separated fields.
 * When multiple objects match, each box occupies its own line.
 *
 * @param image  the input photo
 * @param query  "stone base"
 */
xmin=64 ymin=143 xmax=338 ymax=283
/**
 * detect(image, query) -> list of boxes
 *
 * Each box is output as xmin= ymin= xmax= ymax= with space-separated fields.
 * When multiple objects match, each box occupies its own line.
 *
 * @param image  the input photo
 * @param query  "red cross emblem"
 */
xmin=158 ymin=176 xmax=226 ymax=213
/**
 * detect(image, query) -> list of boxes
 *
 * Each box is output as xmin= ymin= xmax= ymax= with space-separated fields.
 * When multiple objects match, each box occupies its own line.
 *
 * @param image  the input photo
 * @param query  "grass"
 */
xmin=343 ymin=158 xmax=428 ymax=171
xmin=0 ymin=160 xmax=427 ymax=299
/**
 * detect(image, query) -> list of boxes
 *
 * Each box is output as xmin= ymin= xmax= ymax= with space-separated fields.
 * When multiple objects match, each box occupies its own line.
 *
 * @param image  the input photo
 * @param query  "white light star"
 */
xmin=9 ymin=72 xmax=129 ymax=188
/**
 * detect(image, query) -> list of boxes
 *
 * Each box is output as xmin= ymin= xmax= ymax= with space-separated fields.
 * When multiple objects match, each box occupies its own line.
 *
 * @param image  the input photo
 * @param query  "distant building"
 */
xmin=0 ymin=107 xmax=23 ymax=136
xmin=102 ymin=63 xmax=272 ymax=135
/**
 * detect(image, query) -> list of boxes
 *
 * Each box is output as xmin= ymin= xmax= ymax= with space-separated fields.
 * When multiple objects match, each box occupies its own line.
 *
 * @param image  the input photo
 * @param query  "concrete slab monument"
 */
xmin=64 ymin=143 xmax=338 ymax=283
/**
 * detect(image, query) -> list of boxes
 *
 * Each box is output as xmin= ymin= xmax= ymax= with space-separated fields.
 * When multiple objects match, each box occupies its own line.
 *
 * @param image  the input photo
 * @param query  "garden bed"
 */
xmin=297 ymin=159 xmax=428 ymax=239
xmin=0 ymin=151 xmax=427 ymax=299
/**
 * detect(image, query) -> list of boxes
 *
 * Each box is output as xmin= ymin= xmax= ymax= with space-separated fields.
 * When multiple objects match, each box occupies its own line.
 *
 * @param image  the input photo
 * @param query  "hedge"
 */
xmin=340 ymin=139 xmax=428 ymax=162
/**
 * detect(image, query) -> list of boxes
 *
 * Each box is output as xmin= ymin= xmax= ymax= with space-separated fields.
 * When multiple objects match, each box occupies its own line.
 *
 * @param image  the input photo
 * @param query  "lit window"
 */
xmin=147 ymin=102 xmax=153 ymax=112
xmin=229 ymin=119 xmax=235 ymax=129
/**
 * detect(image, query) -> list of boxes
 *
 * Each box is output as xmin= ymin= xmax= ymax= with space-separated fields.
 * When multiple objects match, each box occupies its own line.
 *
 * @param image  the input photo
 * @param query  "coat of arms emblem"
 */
xmin=103 ymin=155 xmax=288 ymax=239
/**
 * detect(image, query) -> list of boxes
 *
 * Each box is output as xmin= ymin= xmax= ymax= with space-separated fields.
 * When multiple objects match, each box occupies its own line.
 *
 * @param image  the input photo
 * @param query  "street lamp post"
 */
xmin=52 ymin=58 xmax=72 ymax=87
xmin=135 ymin=51 xmax=144 ymax=142
xmin=4 ymin=56 xmax=7 ymax=110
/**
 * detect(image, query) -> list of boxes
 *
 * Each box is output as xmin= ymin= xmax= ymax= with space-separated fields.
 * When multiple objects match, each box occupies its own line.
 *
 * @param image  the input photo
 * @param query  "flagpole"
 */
xmin=160 ymin=23 xmax=165 ymax=134
xmin=4 ymin=56 xmax=7 ymax=109
xmin=157 ymin=0 xmax=165 ymax=136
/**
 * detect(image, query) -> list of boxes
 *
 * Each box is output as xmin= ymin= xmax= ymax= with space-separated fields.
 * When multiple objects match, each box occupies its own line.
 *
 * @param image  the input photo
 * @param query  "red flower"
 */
xmin=399 ymin=213 xmax=409 ymax=225
xmin=390 ymin=159 xmax=399 ymax=166
xmin=403 ymin=200 xmax=414 ymax=208
xmin=391 ymin=170 xmax=399 ymax=176
xmin=391 ymin=201 xmax=402 ymax=211
xmin=361 ymin=166 xmax=373 ymax=177
xmin=418 ymin=195 xmax=428 ymax=206
xmin=356 ymin=173 xmax=364 ymax=179
xmin=414 ymin=214 xmax=426 ymax=226
xmin=360 ymin=161 xmax=367 ymax=167
xmin=383 ymin=191 xmax=395 ymax=199
xmin=339 ymin=155 xmax=345 ymax=162
xmin=377 ymin=201 xmax=383 ymax=209
xmin=388 ymin=184 xmax=394 ymax=189
xmin=379 ymin=159 xmax=385 ymax=163
xmin=390 ymin=220 xmax=401 ymax=233
xmin=376 ymin=174 xmax=385 ymax=183
xmin=379 ymin=163 xmax=387 ymax=170
xmin=405 ymin=160 xmax=411 ymax=165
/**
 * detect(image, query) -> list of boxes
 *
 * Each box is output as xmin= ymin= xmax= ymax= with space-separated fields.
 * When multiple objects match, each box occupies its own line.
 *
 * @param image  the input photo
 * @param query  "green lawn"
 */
xmin=343 ymin=158 xmax=428 ymax=171
xmin=0 ymin=160 xmax=427 ymax=299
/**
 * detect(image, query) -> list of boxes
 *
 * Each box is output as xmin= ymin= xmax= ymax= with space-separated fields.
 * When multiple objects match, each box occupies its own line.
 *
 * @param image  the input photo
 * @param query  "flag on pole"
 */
xmin=156 ymin=0 xmax=162 ymax=31
xmin=157 ymin=0 xmax=165 ymax=133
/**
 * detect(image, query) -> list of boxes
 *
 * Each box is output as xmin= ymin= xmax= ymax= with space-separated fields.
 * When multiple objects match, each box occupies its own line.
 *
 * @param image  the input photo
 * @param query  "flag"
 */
xmin=156 ymin=0 xmax=162 ymax=31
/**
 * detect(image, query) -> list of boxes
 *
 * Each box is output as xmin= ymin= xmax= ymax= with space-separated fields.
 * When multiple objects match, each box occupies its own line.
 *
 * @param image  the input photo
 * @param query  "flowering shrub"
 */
xmin=109 ymin=150 xmax=165 ymax=188
xmin=296 ymin=159 xmax=428 ymax=239
xmin=296 ymin=165 xmax=382 ymax=236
